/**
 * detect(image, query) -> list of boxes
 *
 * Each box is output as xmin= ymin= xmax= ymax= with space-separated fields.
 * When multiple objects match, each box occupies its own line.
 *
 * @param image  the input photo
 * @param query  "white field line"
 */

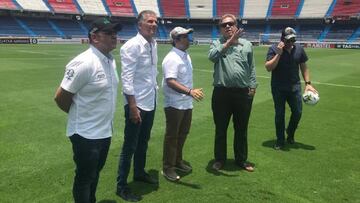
xmin=195 ymin=68 xmax=360 ymax=89
xmin=17 ymin=50 xmax=68 ymax=57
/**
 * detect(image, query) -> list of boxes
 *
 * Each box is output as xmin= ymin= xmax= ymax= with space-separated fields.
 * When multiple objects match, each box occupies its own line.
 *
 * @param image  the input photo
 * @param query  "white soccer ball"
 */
xmin=302 ymin=91 xmax=320 ymax=105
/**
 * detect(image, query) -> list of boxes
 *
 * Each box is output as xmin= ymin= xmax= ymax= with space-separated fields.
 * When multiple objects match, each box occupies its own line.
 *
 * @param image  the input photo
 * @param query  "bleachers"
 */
xmin=243 ymin=0 xmax=270 ymax=19
xmin=15 ymin=0 xmax=50 ymax=12
xmin=132 ymin=0 xmax=160 ymax=17
xmin=17 ymin=17 xmax=59 ymax=37
xmin=331 ymin=0 xmax=360 ymax=17
xmin=216 ymin=0 xmax=241 ymax=18
xmin=0 ymin=16 xmax=28 ymax=37
xmin=300 ymin=0 xmax=333 ymax=18
xmin=159 ymin=0 xmax=187 ymax=18
xmin=270 ymin=0 xmax=301 ymax=18
xmin=47 ymin=0 xmax=80 ymax=14
xmin=298 ymin=24 xmax=323 ymax=41
xmin=0 ymin=0 xmax=19 ymax=10
xmin=105 ymin=0 xmax=135 ymax=17
xmin=51 ymin=19 xmax=86 ymax=37
xmin=76 ymin=0 xmax=107 ymax=16
xmin=325 ymin=24 xmax=357 ymax=42
xmin=188 ymin=0 xmax=212 ymax=19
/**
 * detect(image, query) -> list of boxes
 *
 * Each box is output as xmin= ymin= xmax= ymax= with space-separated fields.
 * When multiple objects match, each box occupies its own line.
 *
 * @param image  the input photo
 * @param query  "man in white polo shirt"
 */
xmin=161 ymin=27 xmax=204 ymax=181
xmin=54 ymin=17 xmax=122 ymax=203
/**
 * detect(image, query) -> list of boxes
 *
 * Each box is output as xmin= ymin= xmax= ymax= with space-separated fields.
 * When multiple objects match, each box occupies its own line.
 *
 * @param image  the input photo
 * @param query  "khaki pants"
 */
xmin=163 ymin=107 xmax=192 ymax=170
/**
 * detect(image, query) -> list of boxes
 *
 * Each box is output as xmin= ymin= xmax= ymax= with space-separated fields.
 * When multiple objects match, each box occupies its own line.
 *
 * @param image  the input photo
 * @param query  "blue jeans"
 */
xmin=117 ymin=105 xmax=155 ymax=189
xmin=271 ymin=85 xmax=302 ymax=144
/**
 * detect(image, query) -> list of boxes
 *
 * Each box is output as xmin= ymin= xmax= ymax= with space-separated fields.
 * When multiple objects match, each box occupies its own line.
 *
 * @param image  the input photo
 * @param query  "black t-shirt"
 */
xmin=266 ymin=43 xmax=308 ymax=88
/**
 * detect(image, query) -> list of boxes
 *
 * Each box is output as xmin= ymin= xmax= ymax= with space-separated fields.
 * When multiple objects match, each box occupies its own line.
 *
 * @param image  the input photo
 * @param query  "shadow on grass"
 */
xmin=127 ymin=169 xmax=159 ymax=196
xmin=98 ymin=200 xmax=117 ymax=203
xmin=262 ymin=139 xmax=316 ymax=151
xmin=205 ymin=159 xmax=241 ymax=176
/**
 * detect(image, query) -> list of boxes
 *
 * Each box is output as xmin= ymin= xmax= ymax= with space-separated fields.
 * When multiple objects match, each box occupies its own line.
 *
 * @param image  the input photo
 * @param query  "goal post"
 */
xmin=258 ymin=33 xmax=282 ymax=45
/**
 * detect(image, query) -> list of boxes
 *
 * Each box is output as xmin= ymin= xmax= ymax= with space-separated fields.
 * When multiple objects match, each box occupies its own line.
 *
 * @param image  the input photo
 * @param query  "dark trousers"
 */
xmin=70 ymin=134 xmax=111 ymax=203
xmin=117 ymin=105 xmax=155 ymax=189
xmin=271 ymin=85 xmax=302 ymax=144
xmin=211 ymin=87 xmax=254 ymax=164
xmin=163 ymin=107 xmax=192 ymax=170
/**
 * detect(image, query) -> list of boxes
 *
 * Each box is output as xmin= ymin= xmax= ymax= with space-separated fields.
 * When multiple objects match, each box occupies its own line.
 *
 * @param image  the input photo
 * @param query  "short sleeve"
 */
xmin=60 ymin=60 xmax=91 ymax=93
xmin=162 ymin=54 xmax=179 ymax=79
xmin=300 ymin=46 xmax=308 ymax=63
xmin=266 ymin=45 xmax=276 ymax=61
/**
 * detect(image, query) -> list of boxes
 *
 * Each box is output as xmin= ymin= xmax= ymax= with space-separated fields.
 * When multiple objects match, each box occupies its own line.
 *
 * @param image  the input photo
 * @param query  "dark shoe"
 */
xmin=162 ymin=168 xmax=180 ymax=181
xmin=212 ymin=161 xmax=224 ymax=171
xmin=175 ymin=161 xmax=192 ymax=173
xmin=116 ymin=187 xmax=141 ymax=202
xmin=134 ymin=173 xmax=158 ymax=184
xmin=274 ymin=142 xmax=284 ymax=150
xmin=287 ymin=136 xmax=295 ymax=144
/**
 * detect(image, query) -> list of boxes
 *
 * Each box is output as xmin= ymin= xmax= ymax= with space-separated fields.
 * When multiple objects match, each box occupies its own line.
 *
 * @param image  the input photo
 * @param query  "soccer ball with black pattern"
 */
xmin=302 ymin=91 xmax=320 ymax=105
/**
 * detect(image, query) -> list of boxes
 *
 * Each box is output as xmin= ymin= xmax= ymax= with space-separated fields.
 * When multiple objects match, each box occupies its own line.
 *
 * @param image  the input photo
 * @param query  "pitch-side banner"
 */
xmin=0 ymin=38 xmax=31 ymax=44
xmin=335 ymin=44 xmax=360 ymax=49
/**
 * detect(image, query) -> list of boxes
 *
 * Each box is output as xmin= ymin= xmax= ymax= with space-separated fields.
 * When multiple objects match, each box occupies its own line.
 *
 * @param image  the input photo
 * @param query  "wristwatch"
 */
xmin=305 ymin=81 xmax=311 ymax=85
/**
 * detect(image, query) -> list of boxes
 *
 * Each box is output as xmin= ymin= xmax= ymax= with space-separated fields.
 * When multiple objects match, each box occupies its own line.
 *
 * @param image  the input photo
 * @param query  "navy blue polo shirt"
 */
xmin=266 ymin=43 xmax=308 ymax=88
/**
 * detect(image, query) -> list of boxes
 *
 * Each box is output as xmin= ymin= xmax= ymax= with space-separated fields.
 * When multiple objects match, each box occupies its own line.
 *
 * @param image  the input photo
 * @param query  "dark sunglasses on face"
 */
xmin=285 ymin=38 xmax=296 ymax=43
xmin=220 ymin=22 xmax=235 ymax=28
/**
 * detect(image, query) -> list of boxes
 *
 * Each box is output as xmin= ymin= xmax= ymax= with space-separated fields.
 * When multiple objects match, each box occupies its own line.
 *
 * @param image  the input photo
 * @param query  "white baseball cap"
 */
xmin=170 ymin=27 xmax=194 ymax=40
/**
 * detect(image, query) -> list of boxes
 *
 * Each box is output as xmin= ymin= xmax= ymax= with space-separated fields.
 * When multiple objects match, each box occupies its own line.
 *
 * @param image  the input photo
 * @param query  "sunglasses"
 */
xmin=285 ymin=38 xmax=296 ymax=43
xmin=220 ymin=22 xmax=235 ymax=28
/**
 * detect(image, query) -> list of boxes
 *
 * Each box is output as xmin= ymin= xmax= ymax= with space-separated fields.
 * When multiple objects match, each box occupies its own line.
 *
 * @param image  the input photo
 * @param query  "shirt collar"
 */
xmin=90 ymin=45 xmax=113 ymax=61
xmin=172 ymin=46 xmax=187 ymax=59
xmin=136 ymin=33 xmax=155 ymax=47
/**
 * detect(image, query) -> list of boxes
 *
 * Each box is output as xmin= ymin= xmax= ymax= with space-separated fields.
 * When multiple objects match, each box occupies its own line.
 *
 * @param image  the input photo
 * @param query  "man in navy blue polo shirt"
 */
xmin=265 ymin=27 xmax=317 ymax=150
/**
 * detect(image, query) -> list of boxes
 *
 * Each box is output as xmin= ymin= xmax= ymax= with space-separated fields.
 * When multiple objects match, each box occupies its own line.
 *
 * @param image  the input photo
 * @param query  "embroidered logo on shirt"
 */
xmin=65 ymin=69 xmax=75 ymax=80
xmin=95 ymin=71 xmax=106 ymax=81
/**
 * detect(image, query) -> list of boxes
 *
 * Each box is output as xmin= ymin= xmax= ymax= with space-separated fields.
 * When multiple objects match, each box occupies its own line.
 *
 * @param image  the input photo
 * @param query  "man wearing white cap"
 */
xmin=161 ymin=27 xmax=204 ymax=181
xmin=265 ymin=27 xmax=317 ymax=150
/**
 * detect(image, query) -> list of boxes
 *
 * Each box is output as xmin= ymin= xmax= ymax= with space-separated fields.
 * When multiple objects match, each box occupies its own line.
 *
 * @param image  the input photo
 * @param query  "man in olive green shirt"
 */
xmin=208 ymin=14 xmax=257 ymax=172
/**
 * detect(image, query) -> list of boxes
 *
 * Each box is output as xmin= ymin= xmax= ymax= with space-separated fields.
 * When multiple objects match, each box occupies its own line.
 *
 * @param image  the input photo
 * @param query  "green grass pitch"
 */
xmin=0 ymin=44 xmax=359 ymax=202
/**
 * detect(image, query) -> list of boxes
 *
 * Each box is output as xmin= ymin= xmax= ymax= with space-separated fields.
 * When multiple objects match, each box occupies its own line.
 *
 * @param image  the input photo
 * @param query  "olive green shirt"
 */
xmin=208 ymin=37 xmax=257 ymax=89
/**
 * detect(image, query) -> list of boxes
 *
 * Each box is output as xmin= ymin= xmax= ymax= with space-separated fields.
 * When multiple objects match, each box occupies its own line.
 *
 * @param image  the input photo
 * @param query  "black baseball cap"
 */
xmin=88 ymin=18 xmax=122 ymax=34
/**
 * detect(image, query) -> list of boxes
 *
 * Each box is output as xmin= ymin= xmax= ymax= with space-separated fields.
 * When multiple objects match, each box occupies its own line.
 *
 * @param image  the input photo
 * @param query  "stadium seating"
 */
xmin=270 ymin=0 xmax=301 ymax=18
xmin=216 ymin=0 xmax=241 ymax=18
xmin=105 ymin=0 xmax=135 ymax=17
xmin=76 ymin=0 xmax=107 ymax=15
xmin=159 ymin=0 xmax=187 ymax=18
xmin=17 ymin=17 xmax=59 ymax=37
xmin=243 ymin=0 xmax=269 ymax=19
xmin=299 ymin=0 xmax=333 ymax=18
xmin=50 ymin=19 xmax=86 ymax=37
xmin=0 ymin=0 xmax=19 ymax=10
xmin=132 ymin=0 xmax=160 ymax=17
xmin=47 ymin=0 xmax=80 ymax=14
xmin=15 ymin=0 xmax=50 ymax=12
xmin=331 ymin=0 xmax=360 ymax=18
xmin=0 ymin=16 xmax=28 ymax=36
xmin=188 ymin=0 xmax=213 ymax=19
xmin=325 ymin=24 xmax=357 ymax=42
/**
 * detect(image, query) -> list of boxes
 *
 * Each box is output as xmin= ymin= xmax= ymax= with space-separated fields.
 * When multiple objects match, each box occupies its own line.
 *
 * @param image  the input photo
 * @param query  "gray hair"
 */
xmin=137 ymin=10 xmax=157 ymax=24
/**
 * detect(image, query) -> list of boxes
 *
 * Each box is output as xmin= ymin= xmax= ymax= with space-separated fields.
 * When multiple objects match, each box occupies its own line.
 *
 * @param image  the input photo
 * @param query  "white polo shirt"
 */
xmin=121 ymin=33 xmax=158 ymax=111
xmin=60 ymin=45 xmax=119 ymax=139
xmin=162 ymin=47 xmax=193 ymax=110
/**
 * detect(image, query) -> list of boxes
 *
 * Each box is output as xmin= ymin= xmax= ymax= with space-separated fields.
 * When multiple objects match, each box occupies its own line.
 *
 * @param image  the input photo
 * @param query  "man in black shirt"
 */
xmin=265 ymin=27 xmax=317 ymax=150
